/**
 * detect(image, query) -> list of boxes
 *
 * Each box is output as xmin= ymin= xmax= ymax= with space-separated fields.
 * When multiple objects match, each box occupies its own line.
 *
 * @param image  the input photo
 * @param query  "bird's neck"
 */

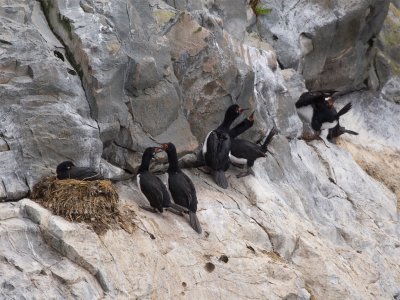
xmin=217 ymin=116 xmax=236 ymax=132
xmin=138 ymin=155 xmax=152 ymax=173
xmin=167 ymin=151 xmax=180 ymax=173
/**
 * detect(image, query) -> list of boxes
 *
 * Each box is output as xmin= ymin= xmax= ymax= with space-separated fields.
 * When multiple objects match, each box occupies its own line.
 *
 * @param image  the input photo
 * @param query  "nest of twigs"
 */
xmin=31 ymin=176 xmax=127 ymax=234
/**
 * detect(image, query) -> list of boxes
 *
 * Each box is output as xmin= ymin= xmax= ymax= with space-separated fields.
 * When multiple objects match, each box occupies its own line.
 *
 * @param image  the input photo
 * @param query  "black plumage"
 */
xmin=202 ymin=104 xmax=247 ymax=188
xmin=137 ymin=147 xmax=172 ymax=213
xmin=56 ymin=161 xmax=103 ymax=180
xmin=162 ymin=143 xmax=202 ymax=234
xmin=229 ymin=127 xmax=277 ymax=178
xmin=312 ymin=102 xmax=353 ymax=132
xmin=296 ymin=91 xmax=352 ymax=138
xmin=228 ymin=111 xmax=255 ymax=139
xmin=295 ymin=90 xmax=336 ymax=110
xmin=327 ymin=123 xmax=359 ymax=142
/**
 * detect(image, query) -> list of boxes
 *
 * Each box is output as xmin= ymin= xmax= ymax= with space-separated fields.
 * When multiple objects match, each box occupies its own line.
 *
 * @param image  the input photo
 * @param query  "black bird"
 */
xmin=228 ymin=111 xmax=255 ymax=139
xmin=295 ymin=91 xmax=352 ymax=139
xmin=137 ymin=147 xmax=187 ymax=214
xmin=162 ymin=142 xmax=202 ymax=234
xmin=201 ymin=104 xmax=247 ymax=188
xmin=56 ymin=161 xmax=103 ymax=180
xmin=295 ymin=90 xmax=336 ymax=127
xmin=229 ymin=126 xmax=278 ymax=178
xmin=327 ymin=123 xmax=359 ymax=142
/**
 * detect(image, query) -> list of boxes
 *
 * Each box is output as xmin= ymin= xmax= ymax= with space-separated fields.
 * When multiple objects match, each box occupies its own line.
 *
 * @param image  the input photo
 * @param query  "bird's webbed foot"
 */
xmin=236 ymin=167 xmax=254 ymax=178
xmin=198 ymin=165 xmax=213 ymax=174
xmin=139 ymin=205 xmax=158 ymax=213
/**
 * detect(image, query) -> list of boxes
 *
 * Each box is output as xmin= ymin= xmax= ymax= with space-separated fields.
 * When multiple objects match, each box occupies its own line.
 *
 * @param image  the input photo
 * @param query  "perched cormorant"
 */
xmin=162 ymin=143 xmax=201 ymax=233
xmin=229 ymin=126 xmax=278 ymax=178
xmin=137 ymin=147 xmax=187 ymax=214
xmin=162 ymin=142 xmax=202 ymax=234
xmin=295 ymin=90 xmax=337 ymax=124
xmin=295 ymin=91 xmax=352 ymax=139
xmin=56 ymin=161 xmax=103 ymax=180
xmin=201 ymin=104 xmax=247 ymax=188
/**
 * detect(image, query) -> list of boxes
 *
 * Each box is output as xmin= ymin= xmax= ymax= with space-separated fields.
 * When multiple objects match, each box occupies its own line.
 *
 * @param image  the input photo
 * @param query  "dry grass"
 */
xmin=31 ymin=176 xmax=133 ymax=235
xmin=338 ymin=141 xmax=400 ymax=211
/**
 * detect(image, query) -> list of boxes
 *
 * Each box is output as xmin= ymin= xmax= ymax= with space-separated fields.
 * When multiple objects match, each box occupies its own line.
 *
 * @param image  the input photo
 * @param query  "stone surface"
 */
xmin=334 ymin=90 xmax=400 ymax=207
xmin=1 ymin=124 xmax=400 ymax=298
xmin=0 ymin=0 xmax=102 ymax=199
xmin=256 ymin=0 xmax=391 ymax=91
xmin=0 ymin=0 xmax=399 ymax=298
xmin=376 ymin=3 xmax=400 ymax=86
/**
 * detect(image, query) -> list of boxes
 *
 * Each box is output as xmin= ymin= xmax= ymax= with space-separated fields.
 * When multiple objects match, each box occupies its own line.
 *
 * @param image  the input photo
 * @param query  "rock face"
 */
xmin=256 ymin=0 xmax=391 ymax=91
xmin=0 ymin=1 xmax=102 ymax=199
xmin=1 ymin=130 xmax=399 ymax=298
xmin=0 ymin=0 xmax=399 ymax=299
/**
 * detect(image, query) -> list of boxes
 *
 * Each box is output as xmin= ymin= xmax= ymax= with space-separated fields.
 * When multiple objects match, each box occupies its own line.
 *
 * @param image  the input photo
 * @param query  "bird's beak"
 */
xmin=248 ymin=111 xmax=255 ymax=121
xmin=326 ymin=97 xmax=335 ymax=108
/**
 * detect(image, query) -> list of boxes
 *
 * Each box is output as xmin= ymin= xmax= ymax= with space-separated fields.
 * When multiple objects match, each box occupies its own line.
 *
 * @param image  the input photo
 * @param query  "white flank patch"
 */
xmin=136 ymin=174 xmax=146 ymax=201
xmin=321 ymin=120 xmax=338 ymax=130
xmin=202 ymin=131 xmax=212 ymax=156
xmin=229 ymin=152 xmax=248 ymax=165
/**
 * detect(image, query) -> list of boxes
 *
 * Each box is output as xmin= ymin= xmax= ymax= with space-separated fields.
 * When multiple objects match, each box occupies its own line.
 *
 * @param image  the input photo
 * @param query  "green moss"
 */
xmin=249 ymin=0 xmax=272 ymax=17
xmin=254 ymin=5 xmax=272 ymax=16
xmin=153 ymin=10 xmax=176 ymax=26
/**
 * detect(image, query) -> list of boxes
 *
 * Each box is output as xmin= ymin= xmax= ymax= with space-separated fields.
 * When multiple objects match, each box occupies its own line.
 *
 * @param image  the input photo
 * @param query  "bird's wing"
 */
xmin=336 ymin=102 xmax=352 ymax=118
xmin=205 ymin=130 xmax=231 ymax=170
xmin=168 ymin=172 xmax=197 ymax=212
xmin=139 ymin=173 xmax=165 ymax=210
xmin=155 ymin=176 xmax=171 ymax=207
xmin=181 ymin=172 xmax=197 ymax=212
xmin=295 ymin=92 xmax=325 ymax=108
xmin=69 ymin=167 xmax=103 ymax=181
xmin=230 ymin=139 xmax=265 ymax=161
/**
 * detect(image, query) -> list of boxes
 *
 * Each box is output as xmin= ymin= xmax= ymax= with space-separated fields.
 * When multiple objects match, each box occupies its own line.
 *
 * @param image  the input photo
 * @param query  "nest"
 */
xmin=31 ymin=176 xmax=124 ymax=234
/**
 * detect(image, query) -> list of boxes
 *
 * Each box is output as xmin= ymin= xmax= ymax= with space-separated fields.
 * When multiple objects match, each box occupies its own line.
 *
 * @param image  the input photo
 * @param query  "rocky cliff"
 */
xmin=0 ymin=0 xmax=399 ymax=299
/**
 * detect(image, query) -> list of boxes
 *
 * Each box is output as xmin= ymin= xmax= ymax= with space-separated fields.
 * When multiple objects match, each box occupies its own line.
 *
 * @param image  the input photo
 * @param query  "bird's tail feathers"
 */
xmin=344 ymin=129 xmax=359 ymax=135
xmin=337 ymin=102 xmax=352 ymax=117
xmin=261 ymin=126 xmax=278 ymax=153
xmin=189 ymin=212 xmax=202 ymax=234
xmin=214 ymin=171 xmax=228 ymax=189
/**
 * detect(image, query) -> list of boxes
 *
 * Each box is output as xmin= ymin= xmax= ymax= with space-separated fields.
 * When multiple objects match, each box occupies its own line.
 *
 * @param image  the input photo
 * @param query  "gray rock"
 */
xmin=163 ymin=0 xmax=249 ymax=40
xmin=376 ymin=3 xmax=400 ymax=86
xmin=381 ymin=76 xmax=400 ymax=103
xmin=0 ymin=0 xmax=102 ymax=199
xmin=257 ymin=0 xmax=391 ymax=90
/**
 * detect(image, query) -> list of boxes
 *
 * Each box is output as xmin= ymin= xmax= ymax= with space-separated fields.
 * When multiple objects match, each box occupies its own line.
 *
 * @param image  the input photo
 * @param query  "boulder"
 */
xmin=0 ymin=1 xmax=102 ymax=199
xmin=256 ymin=0 xmax=391 ymax=91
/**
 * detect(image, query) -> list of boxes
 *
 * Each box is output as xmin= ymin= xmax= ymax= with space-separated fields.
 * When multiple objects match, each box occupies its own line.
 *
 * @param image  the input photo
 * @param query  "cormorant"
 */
xmin=295 ymin=91 xmax=352 ymax=139
xmin=201 ymin=104 xmax=247 ymax=188
xmin=56 ymin=161 xmax=103 ymax=180
xmin=162 ymin=142 xmax=202 ymax=234
xmin=137 ymin=147 xmax=187 ymax=214
xmin=229 ymin=126 xmax=278 ymax=178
